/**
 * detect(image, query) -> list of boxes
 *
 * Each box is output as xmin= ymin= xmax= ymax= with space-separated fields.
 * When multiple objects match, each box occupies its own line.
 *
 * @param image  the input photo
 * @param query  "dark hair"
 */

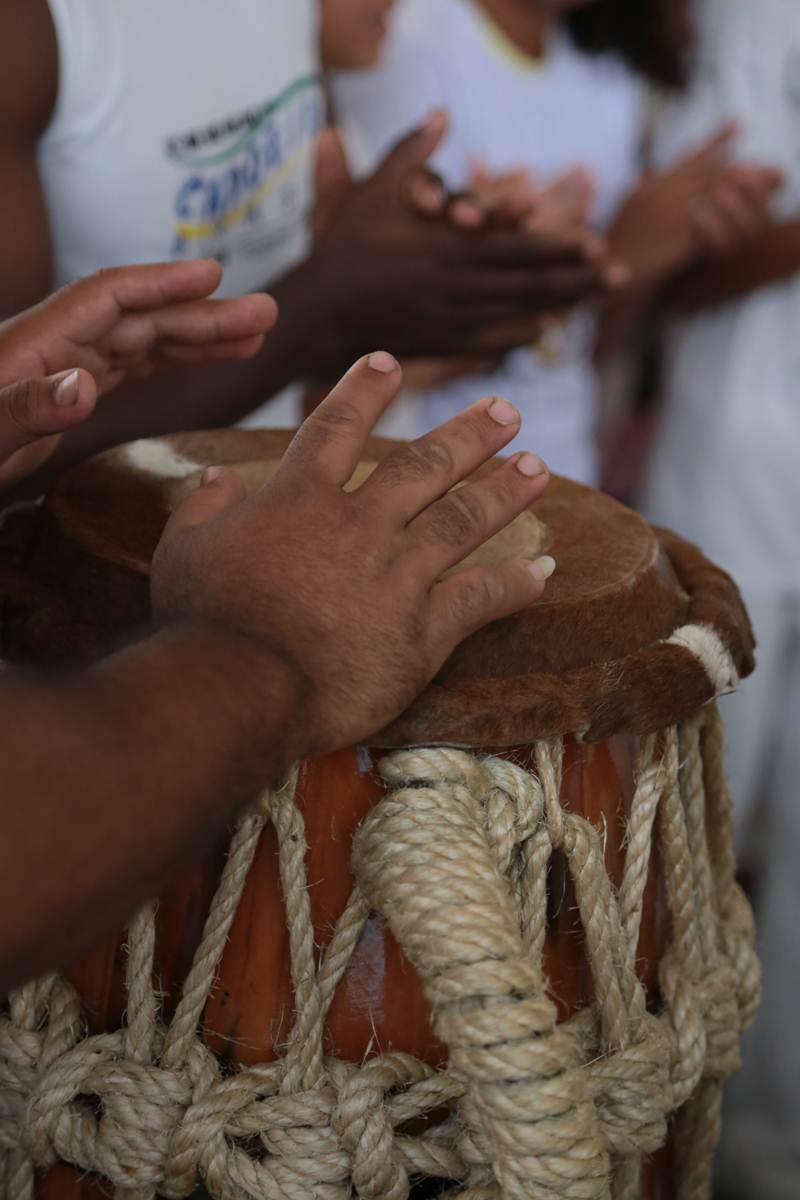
xmin=566 ymin=0 xmax=689 ymax=89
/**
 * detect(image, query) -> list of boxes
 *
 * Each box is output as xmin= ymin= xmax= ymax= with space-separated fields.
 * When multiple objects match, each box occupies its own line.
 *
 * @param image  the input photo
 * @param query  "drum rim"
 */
xmin=34 ymin=431 xmax=756 ymax=746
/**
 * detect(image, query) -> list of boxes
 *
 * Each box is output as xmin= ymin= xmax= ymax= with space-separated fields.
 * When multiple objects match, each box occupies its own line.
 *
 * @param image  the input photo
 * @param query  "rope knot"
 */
xmin=588 ymin=1014 xmax=673 ymax=1156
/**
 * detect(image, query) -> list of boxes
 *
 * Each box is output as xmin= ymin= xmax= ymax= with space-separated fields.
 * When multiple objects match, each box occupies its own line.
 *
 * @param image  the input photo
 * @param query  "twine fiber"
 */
xmin=0 ymin=704 xmax=758 ymax=1200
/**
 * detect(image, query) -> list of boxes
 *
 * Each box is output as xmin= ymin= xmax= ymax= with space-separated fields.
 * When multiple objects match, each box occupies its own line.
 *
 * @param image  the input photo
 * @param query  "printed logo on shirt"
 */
xmin=167 ymin=75 xmax=324 ymax=263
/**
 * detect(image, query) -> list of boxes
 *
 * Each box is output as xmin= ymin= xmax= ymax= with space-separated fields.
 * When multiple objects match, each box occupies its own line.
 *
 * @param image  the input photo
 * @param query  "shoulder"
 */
xmin=372 ymin=0 xmax=453 ymax=78
xmin=0 ymin=0 xmax=58 ymax=142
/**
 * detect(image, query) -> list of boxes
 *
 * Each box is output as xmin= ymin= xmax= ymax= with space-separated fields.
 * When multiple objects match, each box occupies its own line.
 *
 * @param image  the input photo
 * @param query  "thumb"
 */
xmin=313 ymin=127 xmax=352 ymax=234
xmin=164 ymin=466 xmax=247 ymax=535
xmin=690 ymin=120 xmax=740 ymax=165
xmin=376 ymin=108 xmax=449 ymax=189
xmin=431 ymin=555 xmax=556 ymax=646
xmin=0 ymin=369 xmax=97 ymax=459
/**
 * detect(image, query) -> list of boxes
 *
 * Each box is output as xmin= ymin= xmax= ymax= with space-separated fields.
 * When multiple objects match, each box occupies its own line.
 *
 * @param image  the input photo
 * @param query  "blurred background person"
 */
xmin=0 ymin=0 xmax=610 ymax=483
xmin=643 ymin=1 xmax=800 ymax=1196
xmin=330 ymin=0 xmax=777 ymax=483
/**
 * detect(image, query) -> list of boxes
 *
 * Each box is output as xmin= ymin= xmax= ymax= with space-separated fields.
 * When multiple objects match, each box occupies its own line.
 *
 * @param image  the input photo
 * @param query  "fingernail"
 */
xmin=418 ymin=186 xmax=443 ymax=212
xmin=202 ymin=466 xmax=223 ymax=485
xmin=450 ymin=198 xmax=483 ymax=227
xmin=488 ymin=397 xmax=519 ymax=426
xmin=529 ymin=555 xmax=557 ymax=582
xmin=368 ymin=351 xmax=397 ymax=374
xmin=55 ymin=370 xmax=80 ymax=407
xmin=607 ymin=262 xmax=631 ymax=287
xmin=516 ymin=452 xmax=547 ymax=477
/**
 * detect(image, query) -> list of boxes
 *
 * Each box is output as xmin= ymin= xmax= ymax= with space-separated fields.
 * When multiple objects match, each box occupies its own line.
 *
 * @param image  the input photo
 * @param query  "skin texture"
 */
xmin=0 ymin=261 xmax=276 ymax=489
xmin=0 ymin=0 xmax=612 ymax=482
xmin=666 ymin=218 xmax=800 ymax=311
xmin=0 ymin=347 xmax=553 ymax=995
xmin=605 ymin=129 xmax=782 ymax=292
xmin=321 ymin=0 xmax=396 ymax=68
xmin=153 ymin=354 xmax=553 ymax=752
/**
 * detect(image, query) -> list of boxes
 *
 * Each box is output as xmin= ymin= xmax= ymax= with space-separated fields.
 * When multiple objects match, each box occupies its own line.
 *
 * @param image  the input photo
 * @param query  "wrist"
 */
xmin=271 ymin=248 xmax=362 ymax=384
xmin=176 ymin=623 xmax=314 ymax=776
xmin=95 ymin=623 xmax=313 ymax=785
xmin=269 ymin=253 xmax=352 ymax=382
xmin=605 ymin=228 xmax=678 ymax=294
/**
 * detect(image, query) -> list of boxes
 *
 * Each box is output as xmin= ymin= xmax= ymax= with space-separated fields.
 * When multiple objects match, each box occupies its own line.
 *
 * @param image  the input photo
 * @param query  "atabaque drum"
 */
xmin=0 ymin=430 xmax=758 ymax=1200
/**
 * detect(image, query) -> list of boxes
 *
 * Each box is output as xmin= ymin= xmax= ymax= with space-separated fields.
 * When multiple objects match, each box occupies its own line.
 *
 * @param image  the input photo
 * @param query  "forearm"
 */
xmin=665 ymin=218 xmax=800 ymax=312
xmin=0 ymin=624 xmax=305 ymax=993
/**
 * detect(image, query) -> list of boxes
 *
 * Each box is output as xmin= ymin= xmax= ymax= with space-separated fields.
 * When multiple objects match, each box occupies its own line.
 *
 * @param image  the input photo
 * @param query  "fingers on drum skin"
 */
xmin=409 ymin=451 xmax=549 ymax=576
xmin=361 ymin=396 xmax=524 ymax=520
xmin=279 ymin=352 xmax=402 ymax=487
xmin=162 ymin=466 xmax=247 ymax=536
xmin=431 ymin=555 xmax=554 ymax=643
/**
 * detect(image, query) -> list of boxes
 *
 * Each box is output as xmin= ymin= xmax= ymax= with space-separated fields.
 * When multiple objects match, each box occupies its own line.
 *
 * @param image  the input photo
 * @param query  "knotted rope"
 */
xmin=0 ymin=705 xmax=757 ymax=1200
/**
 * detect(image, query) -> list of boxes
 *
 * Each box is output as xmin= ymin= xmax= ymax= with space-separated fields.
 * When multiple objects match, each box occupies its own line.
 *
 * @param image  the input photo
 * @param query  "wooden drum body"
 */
xmin=0 ymin=432 xmax=758 ymax=1200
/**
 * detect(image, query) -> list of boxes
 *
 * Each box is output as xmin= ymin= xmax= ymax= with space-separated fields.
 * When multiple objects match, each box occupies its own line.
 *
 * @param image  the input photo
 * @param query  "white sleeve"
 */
xmin=329 ymin=2 xmax=468 ymax=185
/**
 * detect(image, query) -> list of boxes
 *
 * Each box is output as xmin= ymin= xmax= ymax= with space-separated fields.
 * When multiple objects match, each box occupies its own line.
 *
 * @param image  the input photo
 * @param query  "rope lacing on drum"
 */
xmin=0 ymin=706 xmax=758 ymax=1200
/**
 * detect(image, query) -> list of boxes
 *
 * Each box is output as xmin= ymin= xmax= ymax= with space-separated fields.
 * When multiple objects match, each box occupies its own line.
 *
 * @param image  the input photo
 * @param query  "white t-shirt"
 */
xmin=644 ymin=0 xmax=800 ymax=587
xmin=39 ymin=0 xmax=323 ymax=425
xmin=332 ymin=0 xmax=645 ymax=483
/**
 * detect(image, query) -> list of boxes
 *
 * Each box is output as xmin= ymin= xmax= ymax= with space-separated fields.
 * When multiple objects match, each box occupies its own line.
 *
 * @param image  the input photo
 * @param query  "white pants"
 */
xmin=716 ymin=587 xmax=800 ymax=1198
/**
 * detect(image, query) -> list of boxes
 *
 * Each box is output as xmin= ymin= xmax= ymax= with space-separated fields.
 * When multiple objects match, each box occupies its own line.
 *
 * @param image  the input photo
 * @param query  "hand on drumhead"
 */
xmin=152 ymin=353 xmax=554 ymax=758
xmin=0 ymin=260 xmax=276 ymax=396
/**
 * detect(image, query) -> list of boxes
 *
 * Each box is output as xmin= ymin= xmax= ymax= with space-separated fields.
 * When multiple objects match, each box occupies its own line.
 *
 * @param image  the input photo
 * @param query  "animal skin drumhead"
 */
xmin=171 ymin=458 xmax=551 ymax=576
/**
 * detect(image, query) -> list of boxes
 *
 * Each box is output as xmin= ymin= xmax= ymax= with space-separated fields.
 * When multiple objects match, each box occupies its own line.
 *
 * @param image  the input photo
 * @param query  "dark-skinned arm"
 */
xmin=0 ymin=626 xmax=304 ymax=995
xmin=665 ymin=218 xmax=800 ymax=312
xmin=0 ymin=0 xmax=58 ymax=316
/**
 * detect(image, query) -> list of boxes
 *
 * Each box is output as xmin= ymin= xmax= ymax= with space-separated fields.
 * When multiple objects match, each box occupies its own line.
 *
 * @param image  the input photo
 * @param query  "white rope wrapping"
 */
xmin=666 ymin=624 xmax=739 ymax=697
xmin=0 ymin=706 xmax=757 ymax=1200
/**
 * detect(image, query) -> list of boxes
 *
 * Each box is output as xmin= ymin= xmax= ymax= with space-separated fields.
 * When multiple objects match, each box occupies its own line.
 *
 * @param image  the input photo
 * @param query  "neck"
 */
xmin=477 ymin=0 xmax=552 ymax=58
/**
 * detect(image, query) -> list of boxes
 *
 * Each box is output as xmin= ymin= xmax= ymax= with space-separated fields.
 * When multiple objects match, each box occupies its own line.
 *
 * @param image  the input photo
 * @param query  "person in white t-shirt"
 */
xmin=0 ymin=0 xmax=620 ymax=480
xmin=332 ymin=0 xmax=778 ymax=483
xmin=644 ymin=3 xmax=800 ymax=1195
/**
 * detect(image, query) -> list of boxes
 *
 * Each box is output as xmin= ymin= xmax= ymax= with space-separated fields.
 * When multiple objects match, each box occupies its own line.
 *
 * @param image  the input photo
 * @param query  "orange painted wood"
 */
xmin=40 ymin=736 xmax=671 ymax=1198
